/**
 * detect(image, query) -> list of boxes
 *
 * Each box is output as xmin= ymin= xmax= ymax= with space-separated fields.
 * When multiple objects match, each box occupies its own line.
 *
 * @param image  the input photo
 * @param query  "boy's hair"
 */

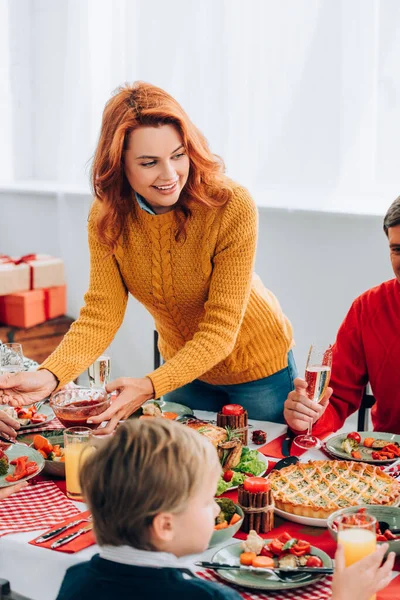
xmin=384 ymin=195 xmax=400 ymax=235
xmin=80 ymin=418 xmax=221 ymax=550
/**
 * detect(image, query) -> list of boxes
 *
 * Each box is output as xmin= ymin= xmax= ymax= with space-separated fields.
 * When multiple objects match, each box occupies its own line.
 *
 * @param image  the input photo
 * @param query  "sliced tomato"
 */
xmin=277 ymin=531 xmax=292 ymax=544
xmin=268 ymin=539 xmax=285 ymax=555
xmin=260 ymin=547 xmax=274 ymax=558
xmin=30 ymin=414 xmax=47 ymax=424
xmin=221 ymin=404 xmax=245 ymax=416
xmin=289 ymin=540 xmax=311 ymax=556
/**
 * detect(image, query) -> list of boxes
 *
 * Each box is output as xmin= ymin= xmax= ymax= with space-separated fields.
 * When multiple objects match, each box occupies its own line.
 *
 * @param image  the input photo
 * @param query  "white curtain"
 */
xmin=1 ymin=0 xmax=400 ymax=211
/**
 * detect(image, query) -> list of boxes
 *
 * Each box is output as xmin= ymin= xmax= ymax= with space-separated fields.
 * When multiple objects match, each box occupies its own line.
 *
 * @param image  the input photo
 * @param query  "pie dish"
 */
xmin=268 ymin=460 xmax=400 ymax=519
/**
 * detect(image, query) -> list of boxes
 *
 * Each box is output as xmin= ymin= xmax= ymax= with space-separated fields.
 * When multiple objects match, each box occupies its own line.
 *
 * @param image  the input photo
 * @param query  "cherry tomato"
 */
xmin=223 ymin=470 xmax=234 ymax=482
xmin=347 ymin=432 xmax=361 ymax=443
xmin=306 ymin=556 xmax=323 ymax=568
xmin=243 ymin=477 xmax=270 ymax=493
xmin=222 ymin=404 xmax=245 ymax=416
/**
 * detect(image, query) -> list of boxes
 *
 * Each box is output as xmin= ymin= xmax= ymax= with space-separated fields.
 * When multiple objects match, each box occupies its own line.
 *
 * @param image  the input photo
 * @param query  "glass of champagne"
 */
xmin=0 ymin=343 xmax=24 ymax=375
xmin=293 ymin=344 xmax=332 ymax=450
xmin=337 ymin=513 xmax=377 ymax=600
xmin=64 ymin=426 xmax=94 ymax=501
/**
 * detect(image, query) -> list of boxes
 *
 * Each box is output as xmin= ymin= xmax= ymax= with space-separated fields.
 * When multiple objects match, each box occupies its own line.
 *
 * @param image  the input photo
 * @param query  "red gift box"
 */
xmin=0 ymin=285 xmax=67 ymax=328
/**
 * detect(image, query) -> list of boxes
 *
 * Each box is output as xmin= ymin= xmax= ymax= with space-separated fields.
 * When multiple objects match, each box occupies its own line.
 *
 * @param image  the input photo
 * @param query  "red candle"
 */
xmin=243 ymin=477 xmax=270 ymax=493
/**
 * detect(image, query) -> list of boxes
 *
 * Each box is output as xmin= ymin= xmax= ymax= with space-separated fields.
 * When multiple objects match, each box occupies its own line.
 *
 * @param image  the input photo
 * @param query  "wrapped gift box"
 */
xmin=0 ymin=263 xmax=30 ymax=296
xmin=0 ymin=285 xmax=67 ymax=328
xmin=0 ymin=254 xmax=65 ymax=295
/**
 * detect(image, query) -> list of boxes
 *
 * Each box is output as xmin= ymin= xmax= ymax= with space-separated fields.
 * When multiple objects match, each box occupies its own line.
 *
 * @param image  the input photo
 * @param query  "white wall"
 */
xmin=0 ymin=189 xmax=393 ymax=378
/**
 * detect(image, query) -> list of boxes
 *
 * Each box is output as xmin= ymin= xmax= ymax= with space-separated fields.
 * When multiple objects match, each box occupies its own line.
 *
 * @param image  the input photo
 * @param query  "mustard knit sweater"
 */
xmin=40 ymin=184 xmax=293 ymax=398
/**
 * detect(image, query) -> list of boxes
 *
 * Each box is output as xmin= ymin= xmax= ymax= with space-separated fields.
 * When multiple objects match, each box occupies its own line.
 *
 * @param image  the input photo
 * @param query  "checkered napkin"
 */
xmin=196 ymin=569 xmax=332 ymax=599
xmin=0 ymin=480 xmax=80 ymax=536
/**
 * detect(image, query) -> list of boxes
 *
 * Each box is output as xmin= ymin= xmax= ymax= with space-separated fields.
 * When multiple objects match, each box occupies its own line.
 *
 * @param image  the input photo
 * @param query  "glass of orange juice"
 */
xmin=64 ymin=426 xmax=94 ymax=501
xmin=337 ymin=512 xmax=377 ymax=600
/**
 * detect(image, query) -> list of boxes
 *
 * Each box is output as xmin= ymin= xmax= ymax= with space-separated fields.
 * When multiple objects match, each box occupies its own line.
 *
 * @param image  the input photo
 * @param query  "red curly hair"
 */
xmin=91 ymin=81 xmax=233 ymax=251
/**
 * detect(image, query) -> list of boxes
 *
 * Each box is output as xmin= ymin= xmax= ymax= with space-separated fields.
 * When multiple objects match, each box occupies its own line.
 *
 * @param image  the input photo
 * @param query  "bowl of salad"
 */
xmin=209 ymin=498 xmax=244 ymax=547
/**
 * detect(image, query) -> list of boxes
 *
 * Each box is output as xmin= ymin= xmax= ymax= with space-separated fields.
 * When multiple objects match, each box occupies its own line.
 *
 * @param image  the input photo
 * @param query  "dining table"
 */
xmin=0 ymin=410 xmax=399 ymax=600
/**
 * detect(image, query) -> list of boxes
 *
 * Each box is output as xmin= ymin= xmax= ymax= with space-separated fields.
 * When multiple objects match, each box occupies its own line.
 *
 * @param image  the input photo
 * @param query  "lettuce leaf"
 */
xmin=233 ymin=447 xmax=266 ymax=476
xmin=215 ymin=471 xmax=246 ymax=496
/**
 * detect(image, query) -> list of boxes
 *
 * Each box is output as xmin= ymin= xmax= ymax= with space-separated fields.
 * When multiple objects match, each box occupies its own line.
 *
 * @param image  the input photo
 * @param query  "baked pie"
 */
xmin=268 ymin=460 xmax=400 ymax=519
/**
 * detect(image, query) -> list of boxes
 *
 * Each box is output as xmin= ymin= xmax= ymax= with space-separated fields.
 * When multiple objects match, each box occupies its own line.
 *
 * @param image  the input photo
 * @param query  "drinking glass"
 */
xmin=293 ymin=344 xmax=333 ymax=450
xmin=64 ymin=426 xmax=94 ymax=501
xmin=337 ymin=513 xmax=377 ymax=600
xmin=88 ymin=355 xmax=111 ymax=389
xmin=0 ymin=343 xmax=24 ymax=374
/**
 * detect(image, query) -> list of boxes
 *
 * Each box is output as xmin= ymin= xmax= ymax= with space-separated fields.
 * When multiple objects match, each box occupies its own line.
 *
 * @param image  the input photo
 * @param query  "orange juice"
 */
xmin=65 ymin=442 xmax=94 ymax=500
xmin=337 ymin=528 xmax=377 ymax=600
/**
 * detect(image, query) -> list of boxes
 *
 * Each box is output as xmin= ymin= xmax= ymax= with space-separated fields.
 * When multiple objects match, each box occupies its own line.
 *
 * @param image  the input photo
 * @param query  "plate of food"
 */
xmin=184 ymin=418 xmax=268 ymax=495
xmin=0 ymin=443 xmax=45 ymax=487
xmin=326 ymin=431 xmax=400 ymax=464
xmin=209 ymin=498 xmax=244 ymax=547
xmin=0 ymin=403 xmax=55 ymax=429
xmin=137 ymin=400 xmax=194 ymax=420
xmin=208 ymin=531 xmax=332 ymax=591
xmin=268 ymin=460 xmax=400 ymax=527
xmin=17 ymin=430 xmax=65 ymax=477
xmin=327 ymin=505 xmax=400 ymax=556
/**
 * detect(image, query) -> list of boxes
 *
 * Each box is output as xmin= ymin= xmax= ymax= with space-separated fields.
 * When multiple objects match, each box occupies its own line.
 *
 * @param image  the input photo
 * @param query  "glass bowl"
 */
xmin=50 ymin=386 xmax=110 ymax=430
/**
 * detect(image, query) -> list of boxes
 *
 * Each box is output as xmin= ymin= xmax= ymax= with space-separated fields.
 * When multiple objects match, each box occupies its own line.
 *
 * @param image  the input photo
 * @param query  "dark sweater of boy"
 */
xmin=56 ymin=555 xmax=242 ymax=600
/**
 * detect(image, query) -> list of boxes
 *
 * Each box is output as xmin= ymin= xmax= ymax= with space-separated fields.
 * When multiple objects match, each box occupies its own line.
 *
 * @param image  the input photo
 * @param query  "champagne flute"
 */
xmin=0 ymin=343 xmax=24 ymax=375
xmin=293 ymin=344 xmax=332 ymax=450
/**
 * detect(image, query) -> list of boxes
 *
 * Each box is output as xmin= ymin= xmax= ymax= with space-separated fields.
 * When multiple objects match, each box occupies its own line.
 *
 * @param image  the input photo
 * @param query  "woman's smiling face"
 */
xmin=124 ymin=124 xmax=190 ymax=214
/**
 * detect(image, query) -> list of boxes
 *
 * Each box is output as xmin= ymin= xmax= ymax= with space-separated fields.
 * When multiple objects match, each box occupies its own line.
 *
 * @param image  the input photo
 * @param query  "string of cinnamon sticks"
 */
xmin=238 ymin=486 xmax=274 ymax=533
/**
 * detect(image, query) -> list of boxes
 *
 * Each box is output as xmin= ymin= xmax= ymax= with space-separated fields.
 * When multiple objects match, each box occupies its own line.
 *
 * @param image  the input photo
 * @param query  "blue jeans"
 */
xmin=164 ymin=350 xmax=298 ymax=423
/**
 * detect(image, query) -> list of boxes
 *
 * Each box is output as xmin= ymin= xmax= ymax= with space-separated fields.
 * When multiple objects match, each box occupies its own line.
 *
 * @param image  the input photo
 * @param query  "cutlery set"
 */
xmin=35 ymin=515 xmax=93 ymax=549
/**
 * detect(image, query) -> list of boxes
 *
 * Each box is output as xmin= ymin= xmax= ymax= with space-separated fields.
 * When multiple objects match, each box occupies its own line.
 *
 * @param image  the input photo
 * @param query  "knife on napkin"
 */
xmin=51 ymin=523 xmax=93 ymax=549
xmin=36 ymin=518 xmax=91 ymax=543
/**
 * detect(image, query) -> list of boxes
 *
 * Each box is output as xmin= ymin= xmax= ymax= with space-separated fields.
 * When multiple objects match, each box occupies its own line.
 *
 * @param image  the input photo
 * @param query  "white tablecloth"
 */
xmin=0 ymin=411 xmax=356 ymax=600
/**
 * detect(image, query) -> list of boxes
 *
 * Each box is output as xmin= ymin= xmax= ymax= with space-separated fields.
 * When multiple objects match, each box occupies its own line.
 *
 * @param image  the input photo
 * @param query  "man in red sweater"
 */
xmin=284 ymin=196 xmax=400 ymax=435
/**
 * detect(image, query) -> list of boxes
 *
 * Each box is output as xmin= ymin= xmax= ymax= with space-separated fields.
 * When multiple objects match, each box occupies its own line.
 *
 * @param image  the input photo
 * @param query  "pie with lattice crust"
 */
xmin=268 ymin=460 xmax=400 ymax=519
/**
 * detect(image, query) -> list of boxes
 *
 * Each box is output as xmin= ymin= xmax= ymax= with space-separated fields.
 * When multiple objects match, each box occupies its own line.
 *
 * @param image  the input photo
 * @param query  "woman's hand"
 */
xmin=283 ymin=377 xmax=332 ymax=431
xmin=0 ymin=410 xmax=21 ymax=440
xmin=88 ymin=377 xmax=155 ymax=434
xmin=331 ymin=543 xmax=395 ymax=600
xmin=0 ymin=481 xmax=29 ymax=500
xmin=0 ymin=370 xmax=58 ymax=407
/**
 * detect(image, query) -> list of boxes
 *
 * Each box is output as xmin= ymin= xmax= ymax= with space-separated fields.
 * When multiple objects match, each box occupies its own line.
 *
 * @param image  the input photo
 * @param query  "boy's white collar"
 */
xmin=99 ymin=545 xmax=189 ymax=570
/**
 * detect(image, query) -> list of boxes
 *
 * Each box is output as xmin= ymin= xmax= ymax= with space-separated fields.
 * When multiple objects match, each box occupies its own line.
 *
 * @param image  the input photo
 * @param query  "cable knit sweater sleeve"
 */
xmin=39 ymin=201 xmax=129 ymax=387
xmin=147 ymin=187 xmax=258 ymax=399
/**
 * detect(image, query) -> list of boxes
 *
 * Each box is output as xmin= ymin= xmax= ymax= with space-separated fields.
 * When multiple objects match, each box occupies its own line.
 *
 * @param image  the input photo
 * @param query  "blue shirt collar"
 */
xmin=134 ymin=191 xmax=157 ymax=215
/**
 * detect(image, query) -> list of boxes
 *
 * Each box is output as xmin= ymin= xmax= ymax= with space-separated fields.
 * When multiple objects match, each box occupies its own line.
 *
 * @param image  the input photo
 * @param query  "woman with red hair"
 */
xmin=0 ymin=82 xmax=296 ymax=431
